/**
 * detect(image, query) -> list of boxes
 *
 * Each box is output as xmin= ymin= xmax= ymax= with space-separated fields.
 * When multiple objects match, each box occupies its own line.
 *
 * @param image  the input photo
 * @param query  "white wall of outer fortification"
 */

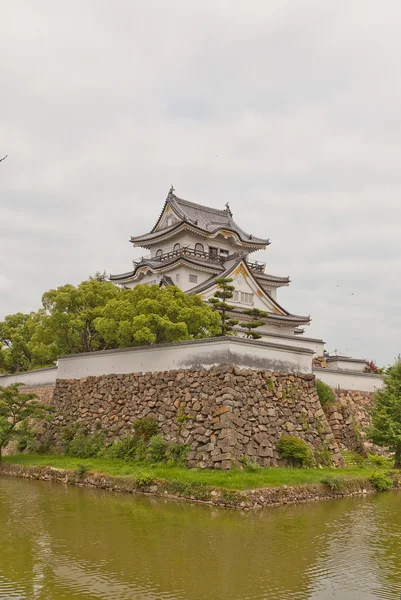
xmin=258 ymin=332 xmax=325 ymax=356
xmin=314 ymin=367 xmax=383 ymax=392
xmin=56 ymin=338 xmax=313 ymax=379
xmin=0 ymin=367 xmax=57 ymax=388
xmin=326 ymin=358 xmax=366 ymax=372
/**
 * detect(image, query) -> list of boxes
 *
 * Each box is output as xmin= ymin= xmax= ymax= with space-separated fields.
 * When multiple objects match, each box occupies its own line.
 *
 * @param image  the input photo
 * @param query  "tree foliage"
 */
xmin=0 ymin=279 xmax=221 ymax=373
xmin=95 ymin=284 xmax=221 ymax=345
xmin=368 ymin=358 xmax=401 ymax=468
xmin=0 ymin=312 xmax=56 ymax=373
xmin=239 ymin=308 xmax=268 ymax=340
xmin=0 ymin=383 xmax=52 ymax=460
xmin=208 ymin=278 xmax=238 ymax=336
xmin=40 ymin=279 xmax=119 ymax=354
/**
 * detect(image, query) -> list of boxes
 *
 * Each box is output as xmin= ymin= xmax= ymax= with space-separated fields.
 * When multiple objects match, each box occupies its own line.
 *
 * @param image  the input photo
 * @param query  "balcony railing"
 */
xmin=133 ymin=246 xmax=266 ymax=272
xmin=247 ymin=260 xmax=266 ymax=272
xmin=134 ymin=247 xmax=226 ymax=265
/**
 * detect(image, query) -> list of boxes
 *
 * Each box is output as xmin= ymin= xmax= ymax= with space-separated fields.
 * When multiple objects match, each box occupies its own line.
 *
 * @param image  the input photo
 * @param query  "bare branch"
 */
xmin=0 ymin=155 xmax=7 ymax=163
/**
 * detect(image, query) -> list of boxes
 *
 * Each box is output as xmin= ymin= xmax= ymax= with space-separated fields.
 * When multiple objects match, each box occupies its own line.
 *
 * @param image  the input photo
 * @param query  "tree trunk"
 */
xmin=394 ymin=447 xmax=401 ymax=469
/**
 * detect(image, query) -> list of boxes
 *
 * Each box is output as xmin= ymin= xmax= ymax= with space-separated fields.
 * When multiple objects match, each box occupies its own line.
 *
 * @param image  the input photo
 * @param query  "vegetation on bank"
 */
xmin=368 ymin=357 xmax=401 ymax=468
xmin=2 ymin=453 xmax=397 ymax=491
xmin=0 ymin=383 xmax=52 ymax=460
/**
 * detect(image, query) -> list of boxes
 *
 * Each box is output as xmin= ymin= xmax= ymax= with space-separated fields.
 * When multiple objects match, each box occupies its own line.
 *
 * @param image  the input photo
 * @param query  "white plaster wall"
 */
xmin=0 ymin=367 xmax=57 ymax=388
xmin=327 ymin=359 xmax=366 ymax=372
xmin=57 ymin=338 xmax=313 ymax=379
xmin=314 ymin=367 xmax=383 ymax=392
xmin=258 ymin=332 xmax=325 ymax=355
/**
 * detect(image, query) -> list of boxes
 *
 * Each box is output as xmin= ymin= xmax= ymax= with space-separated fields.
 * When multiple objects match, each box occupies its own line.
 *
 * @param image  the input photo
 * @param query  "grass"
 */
xmin=1 ymin=454 xmax=391 ymax=491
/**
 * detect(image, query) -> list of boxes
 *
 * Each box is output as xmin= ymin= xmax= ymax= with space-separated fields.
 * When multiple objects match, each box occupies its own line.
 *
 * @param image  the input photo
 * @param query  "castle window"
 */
xmin=173 ymin=243 xmax=181 ymax=253
xmin=220 ymin=249 xmax=229 ymax=257
xmin=156 ymin=249 xmax=163 ymax=258
xmin=233 ymin=291 xmax=254 ymax=305
xmin=189 ymin=274 xmax=198 ymax=284
xmin=195 ymin=243 xmax=204 ymax=255
xmin=209 ymin=246 xmax=218 ymax=258
xmin=176 ymin=273 xmax=180 ymax=283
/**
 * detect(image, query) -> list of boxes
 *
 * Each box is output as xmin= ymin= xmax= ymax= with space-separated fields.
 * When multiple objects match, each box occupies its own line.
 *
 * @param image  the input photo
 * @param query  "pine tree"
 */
xmin=208 ymin=278 xmax=238 ymax=336
xmin=368 ymin=358 xmax=401 ymax=468
xmin=239 ymin=308 xmax=268 ymax=340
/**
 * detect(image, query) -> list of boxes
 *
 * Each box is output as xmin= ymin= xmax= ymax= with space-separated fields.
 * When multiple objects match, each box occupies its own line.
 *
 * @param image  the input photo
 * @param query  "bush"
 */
xmin=133 ymin=472 xmax=154 ymax=489
xmin=146 ymin=436 xmax=189 ymax=465
xmin=67 ymin=431 xmax=106 ymax=458
xmin=133 ymin=417 xmax=159 ymax=440
xmin=104 ymin=435 xmax=139 ymax=461
xmin=75 ymin=463 xmax=89 ymax=478
xmin=321 ymin=475 xmax=346 ymax=492
xmin=147 ymin=435 xmax=168 ymax=462
xmin=369 ymin=472 xmax=393 ymax=492
xmin=276 ymin=435 xmax=313 ymax=467
xmin=366 ymin=454 xmax=393 ymax=469
xmin=316 ymin=380 xmax=337 ymax=407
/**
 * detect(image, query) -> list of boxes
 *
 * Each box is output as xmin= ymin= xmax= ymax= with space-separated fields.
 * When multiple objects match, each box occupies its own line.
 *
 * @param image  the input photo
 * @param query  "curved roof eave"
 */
xmin=110 ymin=255 xmax=225 ymax=282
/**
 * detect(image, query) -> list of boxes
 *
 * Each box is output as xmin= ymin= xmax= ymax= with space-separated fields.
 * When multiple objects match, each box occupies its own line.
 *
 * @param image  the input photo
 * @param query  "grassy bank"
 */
xmin=1 ymin=454 xmax=392 ymax=491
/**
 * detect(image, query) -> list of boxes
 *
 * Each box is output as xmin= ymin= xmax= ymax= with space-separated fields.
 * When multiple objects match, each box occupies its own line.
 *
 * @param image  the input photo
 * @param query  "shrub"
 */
xmin=369 ymin=472 xmax=393 ymax=492
xmin=276 ymin=435 xmax=313 ymax=467
xmin=147 ymin=435 xmax=168 ymax=463
xmin=67 ymin=431 xmax=105 ymax=458
xmin=240 ymin=455 xmax=260 ymax=472
xmin=133 ymin=417 xmax=159 ymax=440
xmin=104 ymin=435 xmax=139 ymax=461
xmin=165 ymin=442 xmax=189 ymax=466
xmin=75 ymin=463 xmax=89 ymax=478
xmin=316 ymin=380 xmax=337 ymax=407
xmin=133 ymin=472 xmax=154 ymax=489
xmin=146 ymin=436 xmax=189 ymax=465
xmin=366 ymin=454 xmax=393 ymax=469
xmin=321 ymin=475 xmax=345 ymax=492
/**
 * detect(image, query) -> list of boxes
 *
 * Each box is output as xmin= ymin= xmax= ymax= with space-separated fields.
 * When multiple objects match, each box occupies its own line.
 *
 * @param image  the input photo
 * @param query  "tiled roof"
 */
xmin=130 ymin=193 xmax=270 ymax=247
xmin=109 ymin=253 xmax=225 ymax=281
xmin=255 ymin=272 xmax=290 ymax=285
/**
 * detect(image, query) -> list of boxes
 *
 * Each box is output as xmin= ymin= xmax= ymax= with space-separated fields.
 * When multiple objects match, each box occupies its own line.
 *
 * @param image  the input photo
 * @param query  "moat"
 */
xmin=0 ymin=477 xmax=400 ymax=599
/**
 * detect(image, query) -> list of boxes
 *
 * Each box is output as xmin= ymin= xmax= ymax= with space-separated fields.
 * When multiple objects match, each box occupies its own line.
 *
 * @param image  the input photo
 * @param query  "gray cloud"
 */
xmin=1 ymin=0 xmax=400 ymax=365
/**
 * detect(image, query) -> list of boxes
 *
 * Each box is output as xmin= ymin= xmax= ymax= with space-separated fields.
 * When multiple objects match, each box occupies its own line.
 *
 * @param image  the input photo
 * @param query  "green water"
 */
xmin=0 ymin=477 xmax=400 ymax=599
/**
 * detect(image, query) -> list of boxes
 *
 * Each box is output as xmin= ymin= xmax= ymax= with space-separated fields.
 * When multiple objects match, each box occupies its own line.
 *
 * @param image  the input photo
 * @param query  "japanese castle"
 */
xmin=111 ymin=188 xmax=324 ymax=354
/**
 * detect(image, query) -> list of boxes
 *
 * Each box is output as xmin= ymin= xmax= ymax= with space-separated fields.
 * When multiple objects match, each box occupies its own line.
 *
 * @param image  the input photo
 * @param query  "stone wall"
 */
xmin=45 ymin=366 xmax=343 ymax=469
xmin=24 ymin=386 xmax=55 ymax=406
xmin=324 ymin=390 xmax=384 ymax=456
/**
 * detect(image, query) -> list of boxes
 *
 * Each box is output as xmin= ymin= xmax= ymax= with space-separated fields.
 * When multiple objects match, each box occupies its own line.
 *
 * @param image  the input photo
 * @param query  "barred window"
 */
xmin=233 ymin=291 xmax=253 ymax=305
xmin=189 ymin=274 xmax=198 ymax=284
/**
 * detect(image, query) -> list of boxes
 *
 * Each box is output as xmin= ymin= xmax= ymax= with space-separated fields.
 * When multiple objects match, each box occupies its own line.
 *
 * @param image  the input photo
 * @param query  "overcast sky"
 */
xmin=1 ymin=1 xmax=400 ymax=366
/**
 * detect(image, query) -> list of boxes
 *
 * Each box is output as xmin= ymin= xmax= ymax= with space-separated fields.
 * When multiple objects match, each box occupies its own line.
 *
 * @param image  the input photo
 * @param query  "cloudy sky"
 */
xmin=1 ymin=1 xmax=400 ymax=366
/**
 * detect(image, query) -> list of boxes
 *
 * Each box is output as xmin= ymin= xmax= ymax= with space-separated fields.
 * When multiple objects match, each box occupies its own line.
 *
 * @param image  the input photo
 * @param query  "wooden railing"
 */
xmin=134 ymin=247 xmax=266 ymax=272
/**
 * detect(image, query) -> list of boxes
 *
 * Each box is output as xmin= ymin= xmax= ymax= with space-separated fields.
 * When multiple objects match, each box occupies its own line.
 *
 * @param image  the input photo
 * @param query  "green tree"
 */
xmin=239 ymin=308 xmax=268 ymax=340
xmin=368 ymin=358 xmax=401 ymax=468
xmin=0 ymin=383 xmax=51 ymax=460
xmin=0 ymin=312 xmax=55 ymax=373
xmin=208 ymin=278 xmax=238 ymax=336
xmin=39 ymin=278 xmax=119 ymax=354
xmin=95 ymin=284 xmax=221 ymax=346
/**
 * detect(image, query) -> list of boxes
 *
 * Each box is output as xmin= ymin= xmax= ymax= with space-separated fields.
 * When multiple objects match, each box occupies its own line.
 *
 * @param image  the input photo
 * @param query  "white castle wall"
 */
xmin=56 ymin=337 xmax=314 ymax=379
xmin=0 ymin=367 xmax=57 ymax=389
xmin=314 ymin=367 xmax=383 ymax=392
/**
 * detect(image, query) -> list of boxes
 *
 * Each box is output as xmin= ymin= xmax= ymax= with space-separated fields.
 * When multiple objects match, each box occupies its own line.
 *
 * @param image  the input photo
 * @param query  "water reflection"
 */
xmin=0 ymin=477 xmax=400 ymax=599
